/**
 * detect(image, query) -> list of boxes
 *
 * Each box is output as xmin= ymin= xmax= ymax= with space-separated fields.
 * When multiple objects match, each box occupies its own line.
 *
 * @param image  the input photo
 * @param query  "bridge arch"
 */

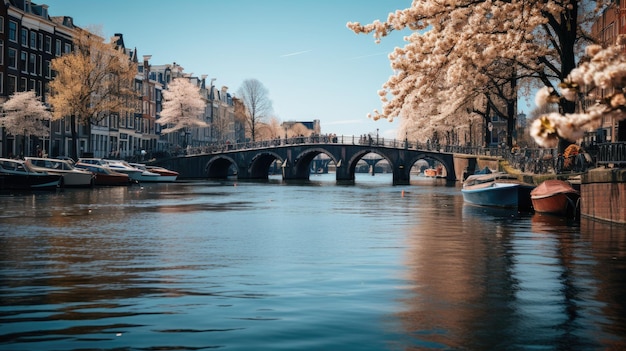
xmin=248 ymin=151 xmax=284 ymax=180
xmin=290 ymin=148 xmax=338 ymax=180
xmin=405 ymin=153 xmax=454 ymax=180
xmin=344 ymin=149 xmax=394 ymax=182
xmin=206 ymin=155 xmax=237 ymax=179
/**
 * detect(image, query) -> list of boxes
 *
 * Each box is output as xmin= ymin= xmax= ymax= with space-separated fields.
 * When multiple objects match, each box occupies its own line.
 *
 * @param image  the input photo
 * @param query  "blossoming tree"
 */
xmin=255 ymin=117 xmax=284 ymax=141
xmin=156 ymin=77 xmax=208 ymax=147
xmin=1 ymin=91 xmax=52 ymax=156
xmin=347 ymin=0 xmax=600 ymax=149
xmin=531 ymin=38 xmax=626 ymax=147
xmin=49 ymin=28 xmax=137 ymax=160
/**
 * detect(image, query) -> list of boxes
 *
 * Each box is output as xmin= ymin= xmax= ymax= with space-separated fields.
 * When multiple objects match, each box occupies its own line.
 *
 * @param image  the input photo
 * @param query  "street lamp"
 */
xmin=376 ymin=128 xmax=379 ymax=145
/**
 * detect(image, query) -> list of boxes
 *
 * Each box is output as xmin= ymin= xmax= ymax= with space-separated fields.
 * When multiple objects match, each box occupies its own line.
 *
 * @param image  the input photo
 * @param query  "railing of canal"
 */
xmin=596 ymin=142 xmax=626 ymax=167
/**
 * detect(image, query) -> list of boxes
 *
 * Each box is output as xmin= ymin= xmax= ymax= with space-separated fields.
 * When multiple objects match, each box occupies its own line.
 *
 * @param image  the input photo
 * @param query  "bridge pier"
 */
xmin=393 ymin=165 xmax=411 ymax=185
xmin=335 ymin=164 xmax=355 ymax=184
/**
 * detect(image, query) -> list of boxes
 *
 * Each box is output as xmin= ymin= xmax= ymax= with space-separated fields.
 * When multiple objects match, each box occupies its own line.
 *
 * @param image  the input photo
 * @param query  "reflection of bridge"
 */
xmin=152 ymin=136 xmax=470 ymax=185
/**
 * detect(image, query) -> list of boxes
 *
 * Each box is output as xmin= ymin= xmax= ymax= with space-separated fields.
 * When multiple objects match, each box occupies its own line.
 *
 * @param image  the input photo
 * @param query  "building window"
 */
xmin=38 ymin=33 xmax=43 ymax=50
xmin=29 ymin=79 xmax=35 ymax=91
xmin=44 ymin=82 xmax=49 ymax=103
xmin=9 ymin=21 xmax=17 ymax=42
xmin=44 ymin=60 xmax=51 ymax=78
xmin=55 ymin=39 xmax=61 ymax=56
xmin=20 ymin=77 xmax=27 ymax=92
xmin=20 ymin=51 xmax=27 ymax=72
xmin=0 ymin=40 xmax=3 ymax=65
xmin=45 ymin=36 xmax=51 ymax=53
xmin=0 ymin=72 xmax=3 ymax=94
xmin=38 ymin=54 xmax=42 ymax=75
xmin=8 ymin=48 xmax=17 ymax=69
xmin=21 ymin=28 xmax=28 ymax=47
xmin=30 ymin=31 xmax=37 ymax=48
xmin=0 ymin=16 xmax=4 ymax=33
xmin=29 ymin=53 xmax=36 ymax=74
xmin=64 ymin=43 xmax=71 ymax=53
xmin=8 ymin=75 xmax=17 ymax=95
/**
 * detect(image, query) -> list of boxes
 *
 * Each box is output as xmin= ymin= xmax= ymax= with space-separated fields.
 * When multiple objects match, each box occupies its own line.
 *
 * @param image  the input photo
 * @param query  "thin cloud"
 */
xmin=345 ymin=52 xmax=389 ymax=61
xmin=280 ymin=50 xmax=313 ymax=58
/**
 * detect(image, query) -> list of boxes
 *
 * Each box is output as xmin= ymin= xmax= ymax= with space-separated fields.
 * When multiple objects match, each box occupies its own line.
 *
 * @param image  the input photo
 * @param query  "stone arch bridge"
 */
xmin=151 ymin=140 xmax=475 ymax=185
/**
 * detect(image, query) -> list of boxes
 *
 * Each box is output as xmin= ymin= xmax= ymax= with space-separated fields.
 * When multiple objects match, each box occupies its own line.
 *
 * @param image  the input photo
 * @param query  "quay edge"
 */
xmin=469 ymin=157 xmax=625 ymax=225
xmin=580 ymin=168 xmax=626 ymax=225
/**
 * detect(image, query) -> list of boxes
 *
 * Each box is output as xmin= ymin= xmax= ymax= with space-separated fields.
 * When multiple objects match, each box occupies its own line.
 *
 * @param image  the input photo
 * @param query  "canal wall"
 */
xmin=581 ymin=168 xmax=626 ymax=224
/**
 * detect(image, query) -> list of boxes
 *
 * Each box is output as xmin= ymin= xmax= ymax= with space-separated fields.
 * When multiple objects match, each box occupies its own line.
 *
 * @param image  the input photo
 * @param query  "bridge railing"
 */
xmin=179 ymin=135 xmax=412 ymax=155
xmin=178 ymin=135 xmax=484 ymax=155
xmin=175 ymin=137 xmax=545 ymax=155
xmin=167 ymin=137 xmax=563 ymax=174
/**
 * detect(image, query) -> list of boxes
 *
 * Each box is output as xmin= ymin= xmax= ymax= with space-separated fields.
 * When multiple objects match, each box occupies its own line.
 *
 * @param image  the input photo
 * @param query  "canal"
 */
xmin=1 ymin=174 xmax=625 ymax=350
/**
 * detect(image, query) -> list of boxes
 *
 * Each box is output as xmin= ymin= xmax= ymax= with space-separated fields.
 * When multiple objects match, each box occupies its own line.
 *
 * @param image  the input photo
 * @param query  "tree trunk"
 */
xmin=23 ymin=133 xmax=27 ymax=158
xmin=250 ymin=118 xmax=256 ymax=142
xmin=506 ymin=77 xmax=517 ymax=148
xmin=506 ymin=100 xmax=516 ymax=148
xmin=556 ymin=2 xmax=578 ymax=153
xmin=86 ymin=121 xmax=92 ymax=154
xmin=484 ymin=104 xmax=492 ymax=147
xmin=70 ymin=115 xmax=79 ymax=161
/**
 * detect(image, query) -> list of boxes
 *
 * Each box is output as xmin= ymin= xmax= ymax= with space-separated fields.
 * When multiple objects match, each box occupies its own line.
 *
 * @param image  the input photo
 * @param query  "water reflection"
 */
xmin=1 ymin=179 xmax=625 ymax=350
xmin=401 ymin=198 xmax=520 ymax=349
xmin=578 ymin=217 xmax=626 ymax=349
xmin=399 ymin=199 xmax=626 ymax=349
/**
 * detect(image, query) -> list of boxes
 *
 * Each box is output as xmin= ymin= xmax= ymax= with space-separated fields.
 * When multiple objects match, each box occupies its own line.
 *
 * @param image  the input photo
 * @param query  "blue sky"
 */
xmin=41 ymin=0 xmax=410 ymax=139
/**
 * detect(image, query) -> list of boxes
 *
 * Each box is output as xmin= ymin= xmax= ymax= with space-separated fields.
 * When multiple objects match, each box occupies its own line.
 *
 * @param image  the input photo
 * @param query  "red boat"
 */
xmin=530 ymin=179 xmax=580 ymax=217
xmin=74 ymin=162 xmax=133 ymax=186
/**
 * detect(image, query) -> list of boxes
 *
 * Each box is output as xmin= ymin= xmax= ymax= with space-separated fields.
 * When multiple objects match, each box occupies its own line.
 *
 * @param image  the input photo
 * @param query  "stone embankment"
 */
xmin=580 ymin=168 xmax=626 ymax=224
xmin=497 ymin=160 xmax=625 ymax=225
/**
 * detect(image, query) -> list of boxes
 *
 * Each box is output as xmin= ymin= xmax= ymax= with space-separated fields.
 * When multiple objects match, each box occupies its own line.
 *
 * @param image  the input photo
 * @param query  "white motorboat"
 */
xmin=130 ymin=163 xmax=178 ymax=182
xmin=78 ymin=158 xmax=155 ymax=182
xmin=103 ymin=160 xmax=160 ymax=182
xmin=25 ymin=157 xmax=94 ymax=188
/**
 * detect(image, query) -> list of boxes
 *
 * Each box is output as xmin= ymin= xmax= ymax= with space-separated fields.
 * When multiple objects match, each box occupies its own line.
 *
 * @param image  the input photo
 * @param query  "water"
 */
xmin=1 ymin=173 xmax=625 ymax=350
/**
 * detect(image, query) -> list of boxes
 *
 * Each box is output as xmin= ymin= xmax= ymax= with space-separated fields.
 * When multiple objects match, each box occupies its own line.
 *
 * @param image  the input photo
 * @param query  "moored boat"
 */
xmin=0 ymin=158 xmax=61 ymax=191
xmin=25 ymin=157 xmax=94 ymax=188
xmin=423 ymin=168 xmax=437 ymax=177
xmin=461 ymin=171 xmax=535 ymax=210
xmin=102 ymin=159 xmax=159 ymax=182
xmin=530 ymin=179 xmax=580 ymax=217
xmin=74 ymin=162 xmax=133 ymax=186
xmin=146 ymin=165 xmax=179 ymax=179
xmin=130 ymin=163 xmax=178 ymax=182
xmin=78 ymin=158 xmax=150 ymax=182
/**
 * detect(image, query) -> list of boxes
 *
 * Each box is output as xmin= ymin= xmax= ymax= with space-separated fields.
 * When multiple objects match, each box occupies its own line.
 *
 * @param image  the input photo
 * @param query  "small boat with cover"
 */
xmin=530 ymin=179 xmax=580 ymax=217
